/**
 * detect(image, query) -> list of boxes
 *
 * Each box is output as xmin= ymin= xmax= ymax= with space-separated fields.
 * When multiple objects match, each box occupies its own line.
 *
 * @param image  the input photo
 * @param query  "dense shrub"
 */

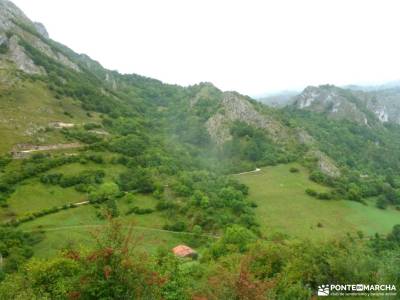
xmin=305 ymin=188 xmax=317 ymax=197
xmin=125 ymin=206 xmax=154 ymax=215
xmin=118 ymin=168 xmax=155 ymax=193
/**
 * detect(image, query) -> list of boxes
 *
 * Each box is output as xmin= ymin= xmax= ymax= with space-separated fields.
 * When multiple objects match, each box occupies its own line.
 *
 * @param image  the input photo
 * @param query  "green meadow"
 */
xmin=4 ymin=160 xmax=399 ymax=258
xmin=18 ymin=194 xmax=187 ymax=258
xmin=236 ymin=163 xmax=400 ymax=240
xmin=0 ymin=73 xmax=98 ymax=154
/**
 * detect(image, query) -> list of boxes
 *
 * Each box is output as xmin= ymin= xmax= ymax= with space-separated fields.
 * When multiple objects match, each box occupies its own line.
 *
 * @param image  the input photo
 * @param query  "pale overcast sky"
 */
xmin=11 ymin=0 xmax=400 ymax=96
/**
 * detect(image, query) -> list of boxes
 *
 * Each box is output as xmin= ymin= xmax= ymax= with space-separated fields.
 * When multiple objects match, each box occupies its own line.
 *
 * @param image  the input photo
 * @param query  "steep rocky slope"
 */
xmin=292 ymin=84 xmax=400 ymax=125
xmin=0 ymin=1 xmax=79 ymax=72
xmin=0 ymin=0 xmax=97 ymax=152
xmin=206 ymin=91 xmax=287 ymax=145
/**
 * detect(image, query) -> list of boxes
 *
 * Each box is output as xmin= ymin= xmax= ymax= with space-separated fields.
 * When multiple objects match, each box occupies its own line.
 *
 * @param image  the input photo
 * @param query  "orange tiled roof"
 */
xmin=172 ymin=245 xmax=196 ymax=257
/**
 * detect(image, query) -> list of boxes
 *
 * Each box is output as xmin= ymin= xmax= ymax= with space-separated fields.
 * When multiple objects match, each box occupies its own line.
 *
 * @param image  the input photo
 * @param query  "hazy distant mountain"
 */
xmin=258 ymin=90 xmax=299 ymax=107
xmin=345 ymin=81 xmax=400 ymax=92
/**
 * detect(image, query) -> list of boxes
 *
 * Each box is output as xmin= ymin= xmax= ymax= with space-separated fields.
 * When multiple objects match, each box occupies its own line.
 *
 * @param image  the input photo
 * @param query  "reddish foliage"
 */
xmin=145 ymin=271 xmax=167 ymax=286
xmin=192 ymin=296 xmax=208 ymax=300
xmin=207 ymin=255 xmax=274 ymax=300
xmin=102 ymin=247 xmax=114 ymax=258
xmin=86 ymin=251 xmax=100 ymax=262
xmin=236 ymin=257 xmax=275 ymax=300
xmin=64 ymin=250 xmax=80 ymax=261
xmin=68 ymin=291 xmax=81 ymax=300
xmin=103 ymin=265 xmax=112 ymax=280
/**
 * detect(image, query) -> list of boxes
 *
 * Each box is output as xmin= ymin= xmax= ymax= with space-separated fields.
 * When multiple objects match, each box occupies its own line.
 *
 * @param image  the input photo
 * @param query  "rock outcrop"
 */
xmin=0 ymin=0 xmax=31 ymax=31
xmin=33 ymin=22 xmax=49 ymax=38
xmin=0 ymin=0 xmax=80 ymax=73
xmin=293 ymin=85 xmax=369 ymax=124
xmin=0 ymin=33 xmax=7 ymax=47
xmin=206 ymin=92 xmax=287 ymax=145
xmin=306 ymin=150 xmax=341 ymax=178
xmin=293 ymin=85 xmax=400 ymax=125
xmin=8 ymin=35 xmax=45 ymax=74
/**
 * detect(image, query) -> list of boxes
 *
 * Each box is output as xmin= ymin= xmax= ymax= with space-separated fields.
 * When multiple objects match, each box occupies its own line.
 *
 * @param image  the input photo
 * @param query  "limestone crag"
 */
xmin=0 ymin=0 xmax=80 ymax=73
xmin=206 ymin=92 xmax=286 ymax=144
xmin=8 ymin=35 xmax=45 ymax=74
xmin=294 ymin=84 xmax=400 ymax=125
xmin=33 ymin=22 xmax=49 ymax=38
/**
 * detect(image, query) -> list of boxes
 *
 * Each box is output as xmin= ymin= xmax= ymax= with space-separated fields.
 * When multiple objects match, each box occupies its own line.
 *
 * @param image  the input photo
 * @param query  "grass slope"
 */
xmin=0 ymin=68 xmax=98 ymax=154
xmin=1 ymin=161 xmax=126 ymax=220
xmin=237 ymin=163 xmax=400 ymax=240
xmin=17 ymin=194 xmax=184 ymax=258
xmin=1 ymin=159 xmax=187 ymax=258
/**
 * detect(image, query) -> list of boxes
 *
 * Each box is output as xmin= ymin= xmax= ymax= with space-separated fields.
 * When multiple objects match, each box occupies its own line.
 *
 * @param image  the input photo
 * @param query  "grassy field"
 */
xmin=1 ymin=161 xmax=127 ymax=220
xmin=0 ymin=159 xmax=190 ymax=258
xmin=0 ymin=69 xmax=99 ymax=154
xmin=236 ymin=163 xmax=400 ymax=240
xmin=6 ymin=180 xmax=85 ymax=217
xmin=18 ymin=194 xmax=187 ymax=258
xmin=5 ymin=161 xmax=399 ymax=258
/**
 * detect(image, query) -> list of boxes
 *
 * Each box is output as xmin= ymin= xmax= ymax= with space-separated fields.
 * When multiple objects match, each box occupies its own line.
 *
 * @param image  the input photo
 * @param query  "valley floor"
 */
xmin=2 ymin=161 xmax=398 ymax=259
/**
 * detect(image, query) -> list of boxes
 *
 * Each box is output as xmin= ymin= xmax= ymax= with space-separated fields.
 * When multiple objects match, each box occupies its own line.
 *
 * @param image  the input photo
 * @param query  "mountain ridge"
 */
xmin=1 ymin=0 xmax=400 ymax=186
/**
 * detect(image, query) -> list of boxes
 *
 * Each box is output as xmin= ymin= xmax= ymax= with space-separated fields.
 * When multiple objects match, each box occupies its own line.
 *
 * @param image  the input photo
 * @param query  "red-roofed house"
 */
xmin=172 ymin=245 xmax=197 ymax=259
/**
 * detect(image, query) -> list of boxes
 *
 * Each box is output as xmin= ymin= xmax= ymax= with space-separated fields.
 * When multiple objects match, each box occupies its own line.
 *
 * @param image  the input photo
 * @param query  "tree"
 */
xmin=89 ymin=182 xmax=119 ymax=203
xmin=376 ymin=196 xmax=388 ymax=209
xmin=211 ymin=225 xmax=256 ymax=258
xmin=118 ymin=168 xmax=155 ymax=193
xmin=387 ymin=224 xmax=400 ymax=243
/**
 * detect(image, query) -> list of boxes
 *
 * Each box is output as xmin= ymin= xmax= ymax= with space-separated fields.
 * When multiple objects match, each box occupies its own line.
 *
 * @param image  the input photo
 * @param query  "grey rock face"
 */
xmin=206 ymin=113 xmax=231 ymax=144
xmin=0 ymin=0 xmax=31 ymax=31
xmin=0 ymin=1 xmax=80 ymax=73
xmin=294 ymin=85 xmax=368 ymax=124
xmin=359 ymin=89 xmax=400 ymax=124
xmin=294 ymin=85 xmax=400 ymax=125
xmin=296 ymin=129 xmax=315 ymax=146
xmin=206 ymin=92 xmax=287 ymax=144
xmin=316 ymin=152 xmax=341 ymax=178
xmin=56 ymin=52 xmax=80 ymax=72
xmin=0 ymin=34 xmax=7 ymax=47
xmin=8 ymin=35 xmax=45 ymax=74
xmin=307 ymin=150 xmax=341 ymax=178
xmin=34 ymin=22 xmax=49 ymax=38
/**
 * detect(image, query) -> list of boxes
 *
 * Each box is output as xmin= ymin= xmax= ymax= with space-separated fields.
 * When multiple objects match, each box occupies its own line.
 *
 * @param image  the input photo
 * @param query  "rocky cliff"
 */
xmin=206 ymin=91 xmax=287 ymax=145
xmin=0 ymin=0 xmax=79 ymax=73
xmin=293 ymin=84 xmax=400 ymax=125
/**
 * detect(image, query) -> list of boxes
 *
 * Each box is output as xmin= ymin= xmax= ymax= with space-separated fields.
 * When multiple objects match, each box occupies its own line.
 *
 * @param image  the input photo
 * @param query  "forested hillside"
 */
xmin=0 ymin=1 xmax=399 ymax=299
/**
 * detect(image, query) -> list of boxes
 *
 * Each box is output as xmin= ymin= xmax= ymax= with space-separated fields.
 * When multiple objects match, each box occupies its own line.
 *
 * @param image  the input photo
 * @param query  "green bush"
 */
xmin=305 ymin=188 xmax=317 ymax=197
xmin=125 ymin=206 xmax=154 ymax=215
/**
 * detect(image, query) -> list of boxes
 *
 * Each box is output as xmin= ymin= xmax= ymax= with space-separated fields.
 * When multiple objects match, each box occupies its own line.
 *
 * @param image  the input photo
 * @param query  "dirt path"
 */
xmin=12 ymin=143 xmax=83 ymax=158
xmin=22 ymin=224 xmax=220 ymax=239
xmin=18 ymin=199 xmax=219 ymax=238
xmin=233 ymin=168 xmax=261 ymax=176
xmin=18 ymin=143 xmax=82 ymax=153
xmin=74 ymin=201 xmax=89 ymax=206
